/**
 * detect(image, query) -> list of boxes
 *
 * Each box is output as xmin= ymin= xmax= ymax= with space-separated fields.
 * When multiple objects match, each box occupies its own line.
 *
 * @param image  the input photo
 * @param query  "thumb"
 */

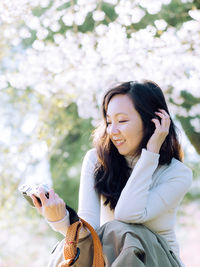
xmin=31 ymin=195 xmax=42 ymax=214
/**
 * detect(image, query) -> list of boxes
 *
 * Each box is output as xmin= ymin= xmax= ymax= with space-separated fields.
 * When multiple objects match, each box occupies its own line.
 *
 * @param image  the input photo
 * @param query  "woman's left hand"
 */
xmin=146 ymin=109 xmax=171 ymax=154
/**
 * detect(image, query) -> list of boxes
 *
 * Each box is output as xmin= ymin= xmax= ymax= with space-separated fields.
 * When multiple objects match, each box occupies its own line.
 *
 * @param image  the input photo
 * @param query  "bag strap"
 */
xmin=58 ymin=206 xmax=105 ymax=267
xmin=80 ymin=218 xmax=105 ymax=267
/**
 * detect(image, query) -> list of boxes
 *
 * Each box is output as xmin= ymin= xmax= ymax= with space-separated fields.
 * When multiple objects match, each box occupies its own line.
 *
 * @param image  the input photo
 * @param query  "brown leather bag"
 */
xmin=48 ymin=205 xmax=105 ymax=267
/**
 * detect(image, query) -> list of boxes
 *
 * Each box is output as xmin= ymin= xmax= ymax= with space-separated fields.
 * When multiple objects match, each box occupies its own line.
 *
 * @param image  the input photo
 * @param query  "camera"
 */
xmin=18 ymin=183 xmax=50 ymax=207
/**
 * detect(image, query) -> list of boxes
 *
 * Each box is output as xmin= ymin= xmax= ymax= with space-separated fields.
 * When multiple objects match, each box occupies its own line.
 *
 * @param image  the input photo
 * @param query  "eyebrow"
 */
xmin=106 ymin=113 xmax=129 ymax=117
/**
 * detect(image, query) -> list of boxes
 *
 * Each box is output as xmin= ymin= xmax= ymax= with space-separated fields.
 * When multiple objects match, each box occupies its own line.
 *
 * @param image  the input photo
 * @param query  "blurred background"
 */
xmin=0 ymin=0 xmax=199 ymax=266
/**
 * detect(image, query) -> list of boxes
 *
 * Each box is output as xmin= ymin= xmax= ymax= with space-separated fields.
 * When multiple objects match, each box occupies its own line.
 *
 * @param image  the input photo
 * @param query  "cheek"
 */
xmin=118 ymin=124 xmax=130 ymax=133
xmin=134 ymin=119 xmax=144 ymax=134
xmin=124 ymin=123 xmax=144 ymax=139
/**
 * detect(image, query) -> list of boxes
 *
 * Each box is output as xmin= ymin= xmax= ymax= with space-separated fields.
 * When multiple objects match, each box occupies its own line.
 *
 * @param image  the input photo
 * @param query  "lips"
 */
xmin=112 ymin=139 xmax=125 ymax=146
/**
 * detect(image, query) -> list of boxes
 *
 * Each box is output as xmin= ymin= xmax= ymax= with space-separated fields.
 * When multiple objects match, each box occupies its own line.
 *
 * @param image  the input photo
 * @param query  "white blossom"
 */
xmin=190 ymin=118 xmax=200 ymax=133
xmin=154 ymin=19 xmax=168 ymax=30
xmin=131 ymin=7 xmax=146 ymax=23
xmin=0 ymin=0 xmax=199 ymax=124
xmin=188 ymin=104 xmax=200 ymax=117
xmin=140 ymin=0 xmax=163 ymax=14
xmin=93 ymin=11 xmax=105 ymax=21
xmin=189 ymin=9 xmax=200 ymax=21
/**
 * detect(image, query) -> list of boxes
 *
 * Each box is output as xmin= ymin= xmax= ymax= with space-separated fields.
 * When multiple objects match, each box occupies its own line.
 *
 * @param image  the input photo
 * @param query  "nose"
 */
xmin=107 ymin=123 xmax=120 ymax=135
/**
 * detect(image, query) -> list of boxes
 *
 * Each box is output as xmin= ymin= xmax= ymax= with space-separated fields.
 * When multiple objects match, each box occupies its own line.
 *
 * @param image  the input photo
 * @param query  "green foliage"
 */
xmin=32 ymin=0 xmax=53 ymax=17
xmin=157 ymin=0 xmax=193 ymax=28
xmin=101 ymin=1 xmax=118 ymax=22
xmin=128 ymin=0 xmax=195 ymax=33
xmin=78 ymin=12 xmax=95 ymax=33
xmin=22 ymin=28 xmax=37 ymax=47
xmin=50 ymin=103 xmax=93 ymax=210
xmin=57 ymin=1 xmax=71 ymax=11
xmin=176 ymin=115 xmax=200 ymax=154
xmin=21 ymin=0 xmax=199 ymax=47
xmin=180 ymin=90 xmax=200 ymax=110
xmin=169 ymin=90 xmax=200 ymax=155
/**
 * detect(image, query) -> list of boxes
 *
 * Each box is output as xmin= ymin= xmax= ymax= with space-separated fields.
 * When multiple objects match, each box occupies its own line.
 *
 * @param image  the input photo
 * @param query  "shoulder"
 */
xmin=171 ymin=158 xmax=192 ymax=178
xmin=174 ymin=158 xmax=192 ymax=179
xmin=83 ymin=148 xmax=98 ymax=165
xmin=159 ymin=158 xmax=193 ymax=187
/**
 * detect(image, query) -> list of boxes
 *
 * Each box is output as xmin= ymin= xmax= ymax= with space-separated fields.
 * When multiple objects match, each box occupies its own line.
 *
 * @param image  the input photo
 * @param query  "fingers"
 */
xmin=39 ymin=187 xmax=64 ymax=206
xmin=31 ymin=194 xmax=41 ymax=208
xmin=41 ymin=190 xmax=66 ymax=221
xmin=151 ymin=118 xmax=160 ymax=129
xmin=155 ymin=109 xmax=170 ymax=120
xmin=48 ymin=188 xmax=55 ymax=199
xmin=31 ymin=195 xmax=42 ymax=215
xmin=156 ymin=109 xmax=170 ymax=119
xmin=39 ymin=187 xmax=48 ymax=206
xmin=48 ymin=188 xmax=61 ymax=203
xmin=31 ymin=186 xmax=66 ymax=221
xmin=153 ymin=109 xmax=171 ymax=129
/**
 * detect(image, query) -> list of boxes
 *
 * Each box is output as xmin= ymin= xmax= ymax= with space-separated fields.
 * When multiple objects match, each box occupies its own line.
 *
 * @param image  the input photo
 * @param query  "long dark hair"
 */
xmin=93 ymin=80 xmax=183 ymax=210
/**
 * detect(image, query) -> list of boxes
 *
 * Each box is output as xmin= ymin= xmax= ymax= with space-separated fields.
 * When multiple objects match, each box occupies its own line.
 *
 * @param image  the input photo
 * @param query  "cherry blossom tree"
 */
xmin=0 ymin=0 xmax=199 ymax=154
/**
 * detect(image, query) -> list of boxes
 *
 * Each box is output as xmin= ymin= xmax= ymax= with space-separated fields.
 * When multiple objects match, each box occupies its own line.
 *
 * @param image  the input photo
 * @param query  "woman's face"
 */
xmin=106 ymin=94 xmax=144 ymax=157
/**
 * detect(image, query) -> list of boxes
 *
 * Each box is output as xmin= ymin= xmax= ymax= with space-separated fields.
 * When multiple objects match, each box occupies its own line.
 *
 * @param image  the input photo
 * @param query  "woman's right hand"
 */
xmin=146 ymin=109 xmax=170 ymax=154
xmin=31 ymin=187 xmax=67 ymax=222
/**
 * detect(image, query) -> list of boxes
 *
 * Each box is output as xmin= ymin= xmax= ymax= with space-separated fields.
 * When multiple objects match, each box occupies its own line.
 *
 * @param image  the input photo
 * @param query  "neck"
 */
xmin=125 ymin=154 xmax=139 ymax=168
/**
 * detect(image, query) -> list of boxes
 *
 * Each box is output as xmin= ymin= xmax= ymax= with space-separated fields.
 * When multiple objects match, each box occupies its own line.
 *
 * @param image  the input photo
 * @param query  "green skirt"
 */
xmin=48 ymin=220 xmax=182 ymax=267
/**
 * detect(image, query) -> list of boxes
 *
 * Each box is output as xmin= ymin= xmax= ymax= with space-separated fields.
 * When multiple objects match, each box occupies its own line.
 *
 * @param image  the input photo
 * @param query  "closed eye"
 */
xmin=106 ymin=120 xmax=129 ymax=125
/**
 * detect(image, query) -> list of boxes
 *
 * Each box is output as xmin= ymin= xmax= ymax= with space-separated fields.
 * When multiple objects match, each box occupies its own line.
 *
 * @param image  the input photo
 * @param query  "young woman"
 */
xmin=32 ymin=80 xmax=192 ymax=266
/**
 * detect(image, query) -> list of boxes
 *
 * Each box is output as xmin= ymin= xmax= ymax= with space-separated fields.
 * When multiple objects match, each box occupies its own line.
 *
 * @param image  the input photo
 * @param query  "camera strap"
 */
xmin=65 ymin=204 xmax=79 ymax=224
xmin=59 ymin=205 xmax=104 ymax=267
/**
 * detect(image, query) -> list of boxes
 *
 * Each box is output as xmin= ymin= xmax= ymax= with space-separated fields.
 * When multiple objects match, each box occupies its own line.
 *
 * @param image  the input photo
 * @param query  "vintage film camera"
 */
xmin=18 ymin=183 xmax=50 ymax=207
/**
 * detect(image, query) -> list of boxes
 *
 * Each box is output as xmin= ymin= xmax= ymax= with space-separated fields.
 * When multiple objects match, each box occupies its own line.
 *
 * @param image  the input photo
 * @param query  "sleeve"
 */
xmin=46 ymin=211 xmax=70 ymax=236
xmin=77 ymin=149 xmax=100 ymax=230
xmin=114 ymin=149 xmax=193 ymax=223
xmin=47 ymin=149 xmax=100 ymax=238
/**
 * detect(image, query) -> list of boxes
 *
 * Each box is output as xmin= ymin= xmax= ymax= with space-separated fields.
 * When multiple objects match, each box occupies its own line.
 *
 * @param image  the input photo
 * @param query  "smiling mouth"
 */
xmin=113 ymin=140 xmax=125 ymax=146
